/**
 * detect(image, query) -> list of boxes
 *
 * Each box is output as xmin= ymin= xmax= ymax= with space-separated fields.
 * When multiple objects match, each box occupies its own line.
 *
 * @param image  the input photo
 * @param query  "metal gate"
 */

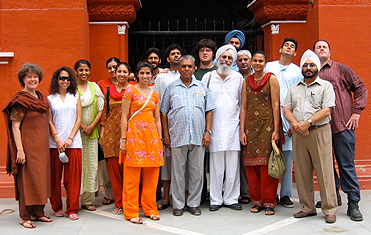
xmin=128 ymin=18 xmax=263 ymax=69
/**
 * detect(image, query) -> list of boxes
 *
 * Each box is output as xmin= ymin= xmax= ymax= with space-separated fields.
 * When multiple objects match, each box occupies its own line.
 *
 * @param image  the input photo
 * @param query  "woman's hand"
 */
xmin=56 ymin=138 xmax=65 ymax=153
xmin=119 ymin=139 xmax=126 ymax=152
xmin=240 ymin=132 xmax=247 ymax=145
xmin=82 ymin=125 xmax=94 ymax=136
xmin=271 ymin=131 xmax=279 ymax=143
xmin=16 ymin=150 xmax=26 ymax=164
xmin=64 ymin=138 xmax=73 ymax=148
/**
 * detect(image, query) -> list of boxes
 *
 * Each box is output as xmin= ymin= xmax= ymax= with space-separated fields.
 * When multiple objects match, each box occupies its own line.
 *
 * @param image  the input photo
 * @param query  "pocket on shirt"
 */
xmin=193 ymin=92 xmax=205 ymax=108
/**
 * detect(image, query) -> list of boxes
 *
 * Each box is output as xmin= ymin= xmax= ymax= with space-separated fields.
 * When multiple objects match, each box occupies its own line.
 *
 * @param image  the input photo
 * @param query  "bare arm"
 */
xmin=269 ymin=74 xmax=280 ymax=143
xmin=12 ymin=121 xmax=26 ymax=164
xmin=161 ymin=112 xmax=170 ymax=149
xmin=120 ymin=97 xmax=131 ymax=152
xmin=64 ymin=97 xmax=82 ymax=147
xmin=240 ymin=80 xmax=248 ymax=145
xmin=202 ymin=110 xmax=213 ymax=147
xmin=154 ymin=103 xmax=162 ymax=139
xmin=49 ymin=109 xmax=65 ymax=153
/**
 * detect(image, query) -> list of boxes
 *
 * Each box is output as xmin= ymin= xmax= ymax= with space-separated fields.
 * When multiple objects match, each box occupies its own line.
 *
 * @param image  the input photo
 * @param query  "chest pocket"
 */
xmin=193 ymin=92 xmax=205 ymax=109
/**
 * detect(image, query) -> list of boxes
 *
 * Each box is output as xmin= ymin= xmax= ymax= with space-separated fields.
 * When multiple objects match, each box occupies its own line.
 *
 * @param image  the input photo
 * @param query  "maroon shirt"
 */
xmin=319 ymin=60 xmax=368 ymax=133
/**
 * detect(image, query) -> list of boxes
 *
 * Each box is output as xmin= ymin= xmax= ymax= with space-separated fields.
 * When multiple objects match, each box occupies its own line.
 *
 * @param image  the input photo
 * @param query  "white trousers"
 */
xmin=209 ymin=150 xmax=240 ymax=206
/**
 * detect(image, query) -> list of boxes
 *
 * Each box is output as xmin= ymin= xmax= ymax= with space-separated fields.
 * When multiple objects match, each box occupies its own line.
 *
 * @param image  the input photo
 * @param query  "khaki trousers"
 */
xmin=292 ymin=124 xmax=337 ymax=215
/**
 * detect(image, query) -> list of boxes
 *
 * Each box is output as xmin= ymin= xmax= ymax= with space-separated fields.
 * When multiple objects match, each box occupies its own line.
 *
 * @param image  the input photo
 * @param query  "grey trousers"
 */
xmin=171 ymin=145 xmax=204 ymax=209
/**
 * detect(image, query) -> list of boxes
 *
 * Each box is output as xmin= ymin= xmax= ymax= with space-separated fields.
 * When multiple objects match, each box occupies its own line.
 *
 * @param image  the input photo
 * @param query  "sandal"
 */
xmin=239 ymin=197 xmax=251 ymax=204
xmin=0 ymin=209 xmax=15 ymax=215
xmin=251 ymin=205 xmax=264 ymax=213
xmin=66 ymin=213 xmax=79 ymax=220
xmin=102 ymin=197 xmax=114 ymax=205
xmin=82 ymin=205 xmax=96 ymax=211
xmin=158 ymin=202 xmax=170 ymax=210
xmin=35 ymin=216 xmax=53 ymax=222
xmin=149 ymin=214 xmax=160 ymax=221
xmin=112 ymin=207 xmax=123 ymax=215
xmin=54 ymin=210 xmax=65 ymax=217
xmin=129 ymin=217 xmax=143 ymax=224
xmin=265 ymin=207 xmax=275 ymax=215
xmin=20 ymin=220 xmax=36 ymax=228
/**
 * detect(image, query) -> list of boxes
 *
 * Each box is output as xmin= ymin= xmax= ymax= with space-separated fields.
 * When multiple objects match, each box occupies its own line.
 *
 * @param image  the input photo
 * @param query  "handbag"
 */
xmin=268 ymin=141 xmax=286 ymax=179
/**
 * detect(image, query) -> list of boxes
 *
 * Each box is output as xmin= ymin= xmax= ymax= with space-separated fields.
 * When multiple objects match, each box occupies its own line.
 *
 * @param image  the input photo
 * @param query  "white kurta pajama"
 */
xmin=202 ymin=70 xmax=243 ymax=206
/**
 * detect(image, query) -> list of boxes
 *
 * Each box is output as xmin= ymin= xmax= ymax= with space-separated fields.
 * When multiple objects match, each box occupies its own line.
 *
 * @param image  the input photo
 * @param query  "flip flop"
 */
xmin=102 ymin=197 xmax=114 ymax=205
xmin=158 ymin=202 xmax=170 ymax=210
xmin=112 ymin=207 xmax=123 ymax=215
xmin=129 ymin=217 xmax=143 ymax=224
xmin=0 ymin=209 xmax=15 ymax=215
xmin=82 ymin=205 xmax=96 ymax=211
xmin=20 ymin=220 xmax=36 ymax=228
xmin=149 ymin=214 xmax=160 ymax=221
xmin=66 ymin=213 xmax=79 ymax=220
xmin=55 ymin=210 xmax=65 ymax=217
xmin=35 ymin=216 xmax=53 ymax=222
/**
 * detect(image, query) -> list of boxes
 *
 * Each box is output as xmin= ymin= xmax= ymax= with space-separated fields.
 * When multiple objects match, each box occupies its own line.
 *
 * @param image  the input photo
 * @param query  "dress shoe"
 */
xmin=325 ymin=214 xmax=336 ymax=223
xmin=186 ymin=206 xmax=201 ymax=216
xmin=209 ymin=205 xmax=221 ymax=211
xmin=293 ymin=211 xmax=317 ymax=218
xmin=173 ymin=208 xmax=184 ymax=216
xmin=225 ymin=203 xmax=242 ymax=210
xmin=280 ymin=196 xmax=294 ymax=208
xmin=347 ymin=200 xmax=363 ymax=221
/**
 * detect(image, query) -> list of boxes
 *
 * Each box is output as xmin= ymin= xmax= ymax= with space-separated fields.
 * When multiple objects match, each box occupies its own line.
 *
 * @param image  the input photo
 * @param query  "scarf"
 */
xmin=109 ymin=84 xmax=125 ymax=101
xmin=248 ymin=72 xmax=273 ymax=92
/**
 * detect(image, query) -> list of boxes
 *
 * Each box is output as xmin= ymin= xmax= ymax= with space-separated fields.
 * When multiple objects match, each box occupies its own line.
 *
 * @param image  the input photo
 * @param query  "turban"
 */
xmin=224 ymin=30 xmax=245 ymax=48
xmin=300 ymin=49 xmax=321 ymax=70
xmin=215 ymin=45 xmax=238 ymax=63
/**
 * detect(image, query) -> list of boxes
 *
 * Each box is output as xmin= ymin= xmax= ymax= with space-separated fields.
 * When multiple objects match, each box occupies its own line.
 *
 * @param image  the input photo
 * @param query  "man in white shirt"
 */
xmin=265 ymin=38 xmax=302 ymax=208
xmin=202 ymin=45 xmax=243 ymax=211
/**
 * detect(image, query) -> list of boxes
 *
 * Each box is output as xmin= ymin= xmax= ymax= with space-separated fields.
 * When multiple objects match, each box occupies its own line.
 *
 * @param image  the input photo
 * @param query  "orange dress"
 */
xmin=123 ymin=86 xmax=164 ymax=167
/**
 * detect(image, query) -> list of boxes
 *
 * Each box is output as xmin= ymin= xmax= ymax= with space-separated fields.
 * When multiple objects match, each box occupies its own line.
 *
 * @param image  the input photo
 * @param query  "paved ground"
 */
xmin=1 ymin=185 xmax=370 ymax=235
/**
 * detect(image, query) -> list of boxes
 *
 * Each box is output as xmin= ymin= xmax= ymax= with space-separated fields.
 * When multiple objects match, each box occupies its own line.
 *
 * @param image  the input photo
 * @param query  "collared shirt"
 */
xmin=283 ymin=77 xmax=335 ymax=125
xmin=153 ymin=70 xmax=180 ymax=100
xmin=160 ymin=77 xmax=215 ymax=148
xmin=319 ymin=60 xmax=368 ymax=133
xmin=202 ymin=70 xmax=243 ymax=152
xmin=265 ymin=61 xmax=303 ymax=151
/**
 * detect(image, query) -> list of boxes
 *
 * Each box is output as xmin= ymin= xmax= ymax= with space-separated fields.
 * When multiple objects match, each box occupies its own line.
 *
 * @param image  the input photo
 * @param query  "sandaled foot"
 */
xmin=112 ymin=207 xmax=123 ymax=215
xmin=37 ymin=216 xmax=53 ymax=222
xmin=54 ymin=210 xmax=65 ymax=217
xmin=82 ymin=205 xmax=96 ymax=211
xmin=129 ymin=217 xmax=143 ymax=224
xmin=158 ymin=201 xmax=170 ymax=210
xmin=265 ymin=207 xmax=275 ymax=215
xmin=149 ymin=214 xmax=160 ymax=221
xmin=251 ymin=205 xmax=264 ymax=213
xmin=20 ymin=220 xmax=36 ymax=228
xmin=102 ymin=197 xmax=114 ymax=205
xmin=66 ymin=213 xmax=79 ymax=220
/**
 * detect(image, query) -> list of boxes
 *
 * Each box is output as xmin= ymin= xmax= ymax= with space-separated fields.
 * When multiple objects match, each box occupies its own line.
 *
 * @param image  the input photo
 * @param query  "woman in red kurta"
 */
xmin=3 ymin=63 xmax=52 ymax=228
xmin=100 ymin=62 xmax=132 ymax=215
xmin=120 ymin=62 xmax=164 ymax=224
xmin=240 ymin=51 xmax=281 ymax=215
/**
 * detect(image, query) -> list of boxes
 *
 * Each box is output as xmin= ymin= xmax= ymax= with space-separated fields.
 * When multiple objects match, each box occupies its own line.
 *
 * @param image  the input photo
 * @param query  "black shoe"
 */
xmin=224 ymin=203 xmax=242 ymax=210
xmin=276 ymin=195 xmax=280 ymax=204
xmin=316 ymin=191 xmax=342 ymax=208
xmin=173 ymin=208 xmax=184 ymax=216
xmin=347 ymin=200 xmax=363 ymax=221
xmin=186 ymin=206 xmax=201 ymax=216
xmin=238 ymin=197 xmax=251 ymax=204
xmin=280 ymin=196 xmax=294 ymax=208
xmin=209 ymin=205 xmax=221 ymax=211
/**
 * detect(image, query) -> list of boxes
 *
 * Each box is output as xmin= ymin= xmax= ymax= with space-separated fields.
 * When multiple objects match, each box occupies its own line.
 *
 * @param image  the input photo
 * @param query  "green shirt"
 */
xmin=194 ymin=65 xmax=217 ymax=80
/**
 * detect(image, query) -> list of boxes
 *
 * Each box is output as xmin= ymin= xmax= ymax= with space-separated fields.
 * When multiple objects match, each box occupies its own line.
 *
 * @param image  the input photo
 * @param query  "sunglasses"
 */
xmin=58 ymin=76 xmax=70 ymax=81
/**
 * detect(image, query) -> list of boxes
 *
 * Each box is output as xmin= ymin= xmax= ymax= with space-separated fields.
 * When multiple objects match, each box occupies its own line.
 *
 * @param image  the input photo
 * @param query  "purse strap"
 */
xmin=271 ymin=141 xmax=280 ymax=156
xmin=128 ymin=89 xmax=153 ymax=122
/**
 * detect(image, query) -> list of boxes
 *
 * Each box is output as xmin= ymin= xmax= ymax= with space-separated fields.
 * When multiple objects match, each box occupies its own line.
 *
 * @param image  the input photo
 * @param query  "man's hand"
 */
xmin=202 ymin=132 xmax=211 ymax=147
xmin=163 ymin=134 xmax=171 ymax=150
xmin=346 ymin=113 xmax=360 ymax=130
xmin=293 ymin=122 xmax=309 ymax=136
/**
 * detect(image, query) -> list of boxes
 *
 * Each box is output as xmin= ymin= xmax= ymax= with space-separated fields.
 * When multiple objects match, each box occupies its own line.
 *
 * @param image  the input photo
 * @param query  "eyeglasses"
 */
xmin=221 ymin=55 xmax=233 ymax=60
xmin=58 ymin=76 xmax=70 ymax=81
xmin=238 ymin=58 xmax=249 ymax=62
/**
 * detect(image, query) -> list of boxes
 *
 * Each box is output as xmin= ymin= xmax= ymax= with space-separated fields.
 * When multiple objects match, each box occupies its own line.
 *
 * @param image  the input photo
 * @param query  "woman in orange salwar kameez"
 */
xmin=120 ymin=61 xmax=164 ymax=224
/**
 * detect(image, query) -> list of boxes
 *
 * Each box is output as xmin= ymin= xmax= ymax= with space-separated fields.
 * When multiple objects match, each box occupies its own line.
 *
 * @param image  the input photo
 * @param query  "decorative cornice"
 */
xmin=253 ymin=5 xmax=309 ymax=25
xmin=320 ymin=0 xmax=371 ymax=5
xmin=88 ymin=5 xmax=136 ymax=24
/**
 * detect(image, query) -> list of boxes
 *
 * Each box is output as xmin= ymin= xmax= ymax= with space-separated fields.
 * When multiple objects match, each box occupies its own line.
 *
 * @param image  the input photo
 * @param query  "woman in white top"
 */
xmin=48 ymin=66 xmax=82 ymax=220
xmin=74 ymin=60 xmax=104 ymax=211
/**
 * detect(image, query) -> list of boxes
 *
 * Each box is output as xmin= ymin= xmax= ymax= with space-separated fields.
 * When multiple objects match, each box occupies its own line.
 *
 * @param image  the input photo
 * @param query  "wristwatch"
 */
xmin=205 ymin=130 xmax=212 ymax=134
xmin=307 ymin=119 xmax=313 ymax=126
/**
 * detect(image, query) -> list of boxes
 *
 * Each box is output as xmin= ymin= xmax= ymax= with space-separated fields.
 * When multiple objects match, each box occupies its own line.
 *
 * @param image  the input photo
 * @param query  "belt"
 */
xmin=308 ymin=123 xmax=328 ymax=131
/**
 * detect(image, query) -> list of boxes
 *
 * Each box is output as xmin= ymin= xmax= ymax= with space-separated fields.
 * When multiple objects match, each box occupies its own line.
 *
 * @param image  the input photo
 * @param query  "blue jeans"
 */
xmin=280 ymin=150 xmax=293 ymax=198
xmin=333 ymin=129 xmax=360 ymax=202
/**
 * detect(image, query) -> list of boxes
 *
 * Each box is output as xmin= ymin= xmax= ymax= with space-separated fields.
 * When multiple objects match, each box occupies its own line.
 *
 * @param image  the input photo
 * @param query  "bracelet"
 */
xmin=120 ymin=137 xmax=127 ymax=140
xmin=52 ymin=133 xmax=58 ymax=137
xmin=68 ymin=137 xmax=73 ymax=140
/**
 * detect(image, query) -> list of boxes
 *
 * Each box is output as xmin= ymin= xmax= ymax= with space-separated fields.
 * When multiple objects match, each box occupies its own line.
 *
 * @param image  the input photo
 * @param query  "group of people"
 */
xmin=3 ymin=29 xmax=367 ymax=228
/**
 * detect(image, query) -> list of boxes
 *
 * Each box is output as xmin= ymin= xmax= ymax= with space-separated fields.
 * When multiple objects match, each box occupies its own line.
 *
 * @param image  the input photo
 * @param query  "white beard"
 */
xmin=217 ymin=60 xmax=232 ymax=75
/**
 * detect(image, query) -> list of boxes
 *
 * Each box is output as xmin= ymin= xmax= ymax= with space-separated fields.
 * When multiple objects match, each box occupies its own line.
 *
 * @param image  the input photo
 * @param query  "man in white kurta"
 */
xmin=202 ymin=45 xmax=243 ymax=211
